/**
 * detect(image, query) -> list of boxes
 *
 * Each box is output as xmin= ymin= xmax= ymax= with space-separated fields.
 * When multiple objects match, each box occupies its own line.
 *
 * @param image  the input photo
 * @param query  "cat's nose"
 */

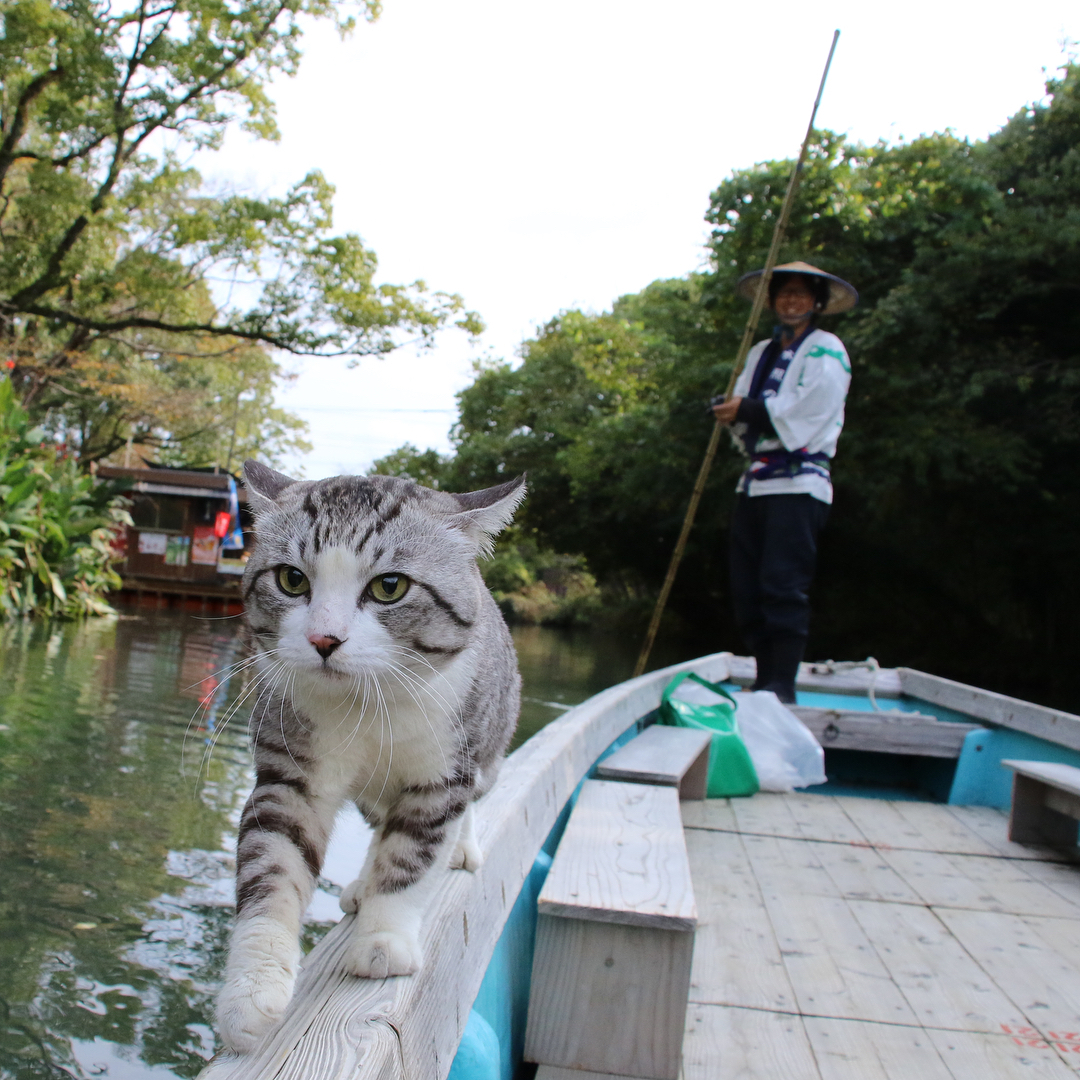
xmin=308 ymin=634 xmax=343 ymax=659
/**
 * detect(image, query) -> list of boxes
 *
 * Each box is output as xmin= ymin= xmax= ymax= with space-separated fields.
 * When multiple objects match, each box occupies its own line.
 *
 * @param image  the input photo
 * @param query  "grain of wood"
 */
xmin=596 ymin=725 xmax=712 ymax=799
xmin=802 ymin=1017 xmax=954 ymax=1080
xmin=537 ymin=779 xmax=696 ymax=930
xmin=525 ymin=915 xmax=693 ymax=1080
xmin=683 ymin=828 xmax=799 ymax=1012
xmin=1004 ymin=761 xmax=1080 ymax=798
xmin=834 ymin=795 xmax=999 ymax=856
xmin=938 ymin=908 xmax=1080 ymax=1043
xmin=681 ymin=1003 xmax=821 ymax=1080
xmin=680 ymin=798 xmax=738 ymax=832
xmin=198 ymin=652 xmax=732 ymax=1080
xmin=730 ymin=791 xmax=867 ymax=845
xmin=808 ymin=840 xmax=921 ymax=904
xmin=1018 ymin=858 xmax=1080 ymax=909
xmin=793 ymin=707 xmax=976 ymax=758
xmin=925 ymin=1026 xmax=1079 ymax=1079
xmin=740 ymin=838 xmax=917 ymax=1025
xmin=847 ymin=898 xmax=1027 ymax=1033
xmin=880 ymin=848 xmax=1080 ymax=918
xmin=944 ymin=805 xmax=1077 ymax=863
xmin=900 ymin=668 xmax=1080 ymax=753
xmin=739 ymin=833 xmax=837 ymax=901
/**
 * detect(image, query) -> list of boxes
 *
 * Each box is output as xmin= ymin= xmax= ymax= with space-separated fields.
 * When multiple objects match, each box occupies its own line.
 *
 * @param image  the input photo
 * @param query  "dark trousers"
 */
xmin=729 ymin=492 xmax=830 ymax=650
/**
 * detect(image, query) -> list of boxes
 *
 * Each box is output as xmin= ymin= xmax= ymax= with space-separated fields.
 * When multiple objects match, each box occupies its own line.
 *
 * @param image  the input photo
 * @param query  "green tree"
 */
xmin=402 ymin=62 xmax=1080 ymax=707
xmin=0 ymin=0 xmax=481 ymax=455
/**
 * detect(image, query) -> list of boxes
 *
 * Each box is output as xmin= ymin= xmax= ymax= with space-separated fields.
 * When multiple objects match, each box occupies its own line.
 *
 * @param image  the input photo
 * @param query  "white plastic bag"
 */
xmin=732 ymin=691 xmax=827 ymax=792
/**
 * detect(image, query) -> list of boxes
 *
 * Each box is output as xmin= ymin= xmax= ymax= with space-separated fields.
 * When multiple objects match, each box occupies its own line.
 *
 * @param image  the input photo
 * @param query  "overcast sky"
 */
xmin=197 ymin=0 xmax=1078 ymax=480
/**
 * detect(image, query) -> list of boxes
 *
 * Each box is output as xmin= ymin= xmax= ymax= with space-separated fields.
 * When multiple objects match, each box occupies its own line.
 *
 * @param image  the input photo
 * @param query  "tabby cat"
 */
xmin=216 ymin=461 xmax=524 ymax=1053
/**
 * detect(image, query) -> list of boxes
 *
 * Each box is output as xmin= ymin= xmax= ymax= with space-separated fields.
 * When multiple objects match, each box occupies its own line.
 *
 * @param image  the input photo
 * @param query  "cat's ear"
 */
xmin=449 ymin=475 xmax=526 ymax=552
xmin=243 ymin=460 xmax=298 ymax=514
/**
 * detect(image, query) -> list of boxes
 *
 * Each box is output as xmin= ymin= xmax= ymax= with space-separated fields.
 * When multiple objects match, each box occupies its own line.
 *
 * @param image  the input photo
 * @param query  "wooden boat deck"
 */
xmin=681 ymin=792 xmax=1080 ymax=1079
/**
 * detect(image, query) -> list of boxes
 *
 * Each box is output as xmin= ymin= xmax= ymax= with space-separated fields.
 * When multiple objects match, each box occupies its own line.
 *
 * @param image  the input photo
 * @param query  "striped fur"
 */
xmin=216 ymin=463 xmax=524 ymax=1053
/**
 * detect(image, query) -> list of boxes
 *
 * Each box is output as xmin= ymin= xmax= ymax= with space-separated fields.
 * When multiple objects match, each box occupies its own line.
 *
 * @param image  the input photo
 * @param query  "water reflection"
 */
xmin=0 ymin=611 xmax=667 ymax=1078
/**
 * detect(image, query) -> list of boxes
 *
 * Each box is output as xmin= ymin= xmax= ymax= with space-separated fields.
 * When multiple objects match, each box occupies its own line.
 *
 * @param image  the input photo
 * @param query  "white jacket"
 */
xmin=729 ymin=327 xmax=851 ymax=504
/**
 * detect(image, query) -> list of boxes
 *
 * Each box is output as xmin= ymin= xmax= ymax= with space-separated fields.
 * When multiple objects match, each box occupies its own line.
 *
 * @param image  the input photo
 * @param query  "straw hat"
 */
xmin=736 ymin=260 xmax=858 ymax=315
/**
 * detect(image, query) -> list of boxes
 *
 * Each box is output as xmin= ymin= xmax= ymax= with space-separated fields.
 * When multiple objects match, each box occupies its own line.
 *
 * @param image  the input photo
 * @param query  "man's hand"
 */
xmin=712 ymin=396 xmax=742 ymax=425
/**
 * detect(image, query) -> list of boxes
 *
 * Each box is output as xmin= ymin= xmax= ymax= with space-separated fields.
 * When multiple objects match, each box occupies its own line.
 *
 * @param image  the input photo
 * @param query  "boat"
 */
xmin=197 ymin=652 xmax=1080 ymax=1080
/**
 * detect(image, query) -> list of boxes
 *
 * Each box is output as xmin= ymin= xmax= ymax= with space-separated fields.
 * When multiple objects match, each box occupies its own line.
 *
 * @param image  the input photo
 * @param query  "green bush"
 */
xmin=0 ymin=378 xmax=131 ymax=617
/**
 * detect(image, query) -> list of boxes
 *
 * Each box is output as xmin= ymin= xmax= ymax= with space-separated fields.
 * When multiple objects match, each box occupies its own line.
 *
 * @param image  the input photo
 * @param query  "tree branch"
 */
xmin=7 ymin=302 xmax=389 ymax=357
xmin=0 ymin=68 xmax=64 ymax=188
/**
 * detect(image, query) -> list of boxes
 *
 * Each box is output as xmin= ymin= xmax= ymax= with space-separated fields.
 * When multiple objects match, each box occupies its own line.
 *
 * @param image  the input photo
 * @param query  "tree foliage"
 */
xmin=394 ymin=62 xmax=1080 ymax=706
xmin=0 ymin=0 xmax=481 ymax=459
xmin=0 ymin=376 xmax=129 ymax=617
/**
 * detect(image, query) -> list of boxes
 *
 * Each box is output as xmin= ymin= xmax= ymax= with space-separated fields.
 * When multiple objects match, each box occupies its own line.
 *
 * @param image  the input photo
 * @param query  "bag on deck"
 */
xmin=733 ymin=691 xmax=827 ymax=792
xmin=659 ymin=672 xmax=759 ymax=798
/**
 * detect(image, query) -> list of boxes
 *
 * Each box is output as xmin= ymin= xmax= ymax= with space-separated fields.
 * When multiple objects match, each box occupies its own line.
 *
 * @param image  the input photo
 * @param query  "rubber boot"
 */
xmin=762 ymin=633 xmax=807 ymax=705
xmin=750 ymin=640 xmax=772 ymax=692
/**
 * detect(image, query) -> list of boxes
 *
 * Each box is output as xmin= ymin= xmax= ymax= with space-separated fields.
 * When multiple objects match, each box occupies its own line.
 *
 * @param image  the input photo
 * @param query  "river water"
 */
xmin=0 ymin=608 xmax=668 ymax=1079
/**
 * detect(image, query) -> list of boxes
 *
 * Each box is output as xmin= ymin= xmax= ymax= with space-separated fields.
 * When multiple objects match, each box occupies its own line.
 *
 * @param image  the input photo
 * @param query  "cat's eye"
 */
xmin=277 ymin=565 xmax=310 ymax=596
xmin=367 ymin=574 xmax=410 ymax=604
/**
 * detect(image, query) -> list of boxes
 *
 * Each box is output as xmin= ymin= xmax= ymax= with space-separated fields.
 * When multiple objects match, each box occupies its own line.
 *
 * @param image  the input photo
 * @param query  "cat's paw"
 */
xmin=216 ymin=966 xmax=295 ymax=1053
xmin=339 ymin=877 xmax=364 ymax=914
xmin=346 ymin=929 xmax=422 ymax=979
xmin=449 ymin=834 xmax=483 ymax=872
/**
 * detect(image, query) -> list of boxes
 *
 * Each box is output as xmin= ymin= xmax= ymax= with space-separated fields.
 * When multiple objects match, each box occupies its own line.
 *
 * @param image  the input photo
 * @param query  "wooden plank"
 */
xmin=537 ymin=779 xmax=697 ymax=931
xmin=900 ymin=668 xmax=1080 ymax=753
xmin=536 ymin=1069 xmax=641 ymax=1080
xmin=847 ymin=898 xmax=1028 ymax=1033
xmin=525 ymin=915 xmax=692 ymax=1080
xmin=684 ymin=828 xmax=799 ymax=1012
xmin=944 ymin=804 xmax=1079 ymax=863
xmin=197 ymin=651 xmax=733 ymax=1080
xmin=731 ymin=791 xmax=869 ymax=845
xmin=803 ymin=1017 xmax=954 ymax=1080
xmin=808 ymin=840 xmax=922 ymax=905
xmin=1009 ymin=774 xmax=1080 ymax=848
xmin=926 ymin=1026 xmax=1079 ymax=1078
xmin=880 ymin=848 xmax=1080 ymax=918
xmin=793 ymin=707 xmax=976 ymax=758
xmin=595 ymin=725 xmax=712 ymax=799
xmin=1017 ymin=858 xmax=1080 ymax=909
xmin=834 ymin=795 xmax=999 ymax=856
xmin=682 ymin=1004 xmax=821 ymax=1080
xmin=680 ymin=797 xmax=739 ymax=833
xmin=739 ymin=835 xmax=917 ymax=1025
xmin=937 ymin=908 xmax=1080 ymax=1046
xmin=1004 ymin=760 xmax=1080 ymax=798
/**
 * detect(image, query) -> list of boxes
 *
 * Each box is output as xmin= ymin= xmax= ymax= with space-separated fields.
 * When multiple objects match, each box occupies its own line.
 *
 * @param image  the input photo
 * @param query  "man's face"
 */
xmin=773 ymin=279 xmax=817 ymax=325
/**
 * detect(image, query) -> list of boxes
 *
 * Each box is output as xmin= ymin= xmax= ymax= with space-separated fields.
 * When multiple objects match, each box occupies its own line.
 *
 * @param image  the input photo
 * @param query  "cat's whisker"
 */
xmin=385 ymin=665 xmax=452 ymax=780
xmin=195 ymin=660 xmax=286 ymax=796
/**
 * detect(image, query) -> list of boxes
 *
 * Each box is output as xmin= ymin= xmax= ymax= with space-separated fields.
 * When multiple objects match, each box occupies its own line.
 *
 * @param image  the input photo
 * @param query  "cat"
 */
xmin=215 ymin=461 xmax=525 ymax=1054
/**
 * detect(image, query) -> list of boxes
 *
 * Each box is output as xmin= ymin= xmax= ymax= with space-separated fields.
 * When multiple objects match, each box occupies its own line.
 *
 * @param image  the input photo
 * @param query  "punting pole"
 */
xmin=632 ymin=29 xmax=841 ymax=679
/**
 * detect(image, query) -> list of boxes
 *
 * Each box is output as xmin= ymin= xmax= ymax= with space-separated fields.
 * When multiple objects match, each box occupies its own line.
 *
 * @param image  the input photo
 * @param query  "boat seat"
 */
xmin=793 ymin=706 xmax=980 ymax=758
xmin=595 ymin=724 xmax=712 ymax=799
xmin=524 ymin=779 xmax=697 ymax=1080
xmin=1004 ymin=760 xmax=1080 ymax=846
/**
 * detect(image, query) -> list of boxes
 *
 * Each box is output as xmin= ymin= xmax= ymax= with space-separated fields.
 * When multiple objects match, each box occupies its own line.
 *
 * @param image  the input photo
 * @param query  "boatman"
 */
xmin=711 ymin=261 xmax=858 ymax=704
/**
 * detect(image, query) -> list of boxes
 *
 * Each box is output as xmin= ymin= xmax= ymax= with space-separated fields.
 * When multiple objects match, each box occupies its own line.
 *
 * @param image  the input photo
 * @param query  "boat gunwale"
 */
xmin=197 ymin=651 xmax=734 ymax=1080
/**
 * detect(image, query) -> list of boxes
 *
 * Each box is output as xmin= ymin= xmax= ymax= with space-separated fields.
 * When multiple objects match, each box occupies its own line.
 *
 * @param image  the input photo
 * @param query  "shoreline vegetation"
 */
xmin=0 ymin=0 xmax=1078 ymax=709
xmin=372 ymin=62 xmax=1080 ymax=709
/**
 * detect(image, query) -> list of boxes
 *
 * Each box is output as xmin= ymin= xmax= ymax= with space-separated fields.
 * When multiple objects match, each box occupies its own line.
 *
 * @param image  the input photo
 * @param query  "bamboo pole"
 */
xmin=633 ymin=29 xmax=841 ymax=679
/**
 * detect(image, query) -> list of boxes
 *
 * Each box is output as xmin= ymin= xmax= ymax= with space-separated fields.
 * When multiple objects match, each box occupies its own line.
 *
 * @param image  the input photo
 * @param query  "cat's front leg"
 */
xmin=343 ymin=787 xmax=469 ymax=979
xmin=217 ymin=779 xmax=333 ymax=1053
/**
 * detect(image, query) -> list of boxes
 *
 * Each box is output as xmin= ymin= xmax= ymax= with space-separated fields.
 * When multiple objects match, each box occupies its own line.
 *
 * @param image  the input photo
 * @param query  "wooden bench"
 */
xmin=595 ymin=724 xmax=712 ymax=799
xmin=793 ymin=706 xmax=980 ymax=758
xmin=1004 ymin=760 xmax=1080 ymax=846
xmin=524 ymin=779 xmax=697 ymax=1080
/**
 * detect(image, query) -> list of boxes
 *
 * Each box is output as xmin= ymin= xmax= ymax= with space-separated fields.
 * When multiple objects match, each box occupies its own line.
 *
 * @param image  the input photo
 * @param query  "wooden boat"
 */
xmin=198 ymin=653 xmax=1080 ymax=1080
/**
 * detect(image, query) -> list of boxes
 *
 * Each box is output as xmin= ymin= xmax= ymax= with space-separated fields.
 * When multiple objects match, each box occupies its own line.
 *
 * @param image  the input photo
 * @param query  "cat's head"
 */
xmin=240 ymin=462 xmax=525 ymax=690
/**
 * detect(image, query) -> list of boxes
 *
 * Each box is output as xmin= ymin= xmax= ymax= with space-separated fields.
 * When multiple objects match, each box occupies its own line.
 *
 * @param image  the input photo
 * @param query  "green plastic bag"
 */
xmin=659 ymin=672 xmax=760 ymax=798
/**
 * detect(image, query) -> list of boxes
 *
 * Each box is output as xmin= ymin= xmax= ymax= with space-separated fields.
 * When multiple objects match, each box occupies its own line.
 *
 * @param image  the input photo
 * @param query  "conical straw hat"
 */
xmin=736 ymin=260 xmax=858 ymax=315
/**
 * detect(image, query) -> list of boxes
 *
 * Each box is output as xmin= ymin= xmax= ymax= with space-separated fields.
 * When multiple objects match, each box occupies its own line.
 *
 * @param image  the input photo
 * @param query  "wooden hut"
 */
xmin=97 ymin=464 xmax=250 ymax=612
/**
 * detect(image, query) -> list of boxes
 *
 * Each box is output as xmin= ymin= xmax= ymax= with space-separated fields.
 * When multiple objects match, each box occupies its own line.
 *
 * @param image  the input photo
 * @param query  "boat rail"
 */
xmin=198 ymin=651 xmax=733 ymax=1080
